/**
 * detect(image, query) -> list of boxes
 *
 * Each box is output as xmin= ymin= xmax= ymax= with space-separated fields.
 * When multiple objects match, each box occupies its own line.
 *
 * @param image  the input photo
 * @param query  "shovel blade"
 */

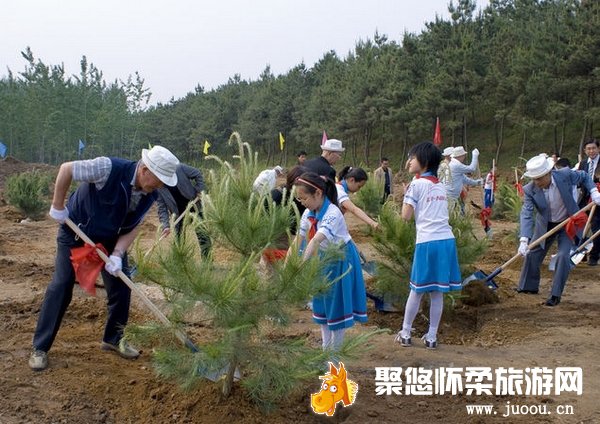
xmin=462 ymin=270 xmax=498 ymax=290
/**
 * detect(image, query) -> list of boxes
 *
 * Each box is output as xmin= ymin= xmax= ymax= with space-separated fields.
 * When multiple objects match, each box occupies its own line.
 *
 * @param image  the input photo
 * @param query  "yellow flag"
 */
xmin=279 ymin=132 xmax=285 ymax=151
xmin=203 ymin=140 xmax=211 ymax=155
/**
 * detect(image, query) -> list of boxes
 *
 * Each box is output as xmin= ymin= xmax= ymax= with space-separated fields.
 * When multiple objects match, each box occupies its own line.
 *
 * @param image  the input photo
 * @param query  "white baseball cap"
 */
xmin=141 ymin=146 xmax=179 ymax=186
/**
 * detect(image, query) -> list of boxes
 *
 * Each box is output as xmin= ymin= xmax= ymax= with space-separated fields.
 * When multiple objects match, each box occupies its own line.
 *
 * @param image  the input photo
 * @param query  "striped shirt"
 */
xmin=72 ymin=156 xmax=145 ymax=212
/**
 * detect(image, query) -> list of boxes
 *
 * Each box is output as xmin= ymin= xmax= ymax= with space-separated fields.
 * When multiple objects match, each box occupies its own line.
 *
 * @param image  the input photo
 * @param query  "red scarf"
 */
xmin=307 ymin=216 xmax=318 ymax=241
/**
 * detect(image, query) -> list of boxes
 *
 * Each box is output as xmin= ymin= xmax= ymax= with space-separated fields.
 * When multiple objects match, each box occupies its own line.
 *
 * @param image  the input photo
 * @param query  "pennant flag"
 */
xmin=321 ymin=130 xmax=328 ymax=146
xmin=279 ymin=132 xmax=285 ymax=151
xmin=70 ymin=243 xmax=109 ymax=296
xmin=433 ymin=117 xmax=442 ymax=146
xmin=78 ymin=139 xmax=85 ymax=156
xmin=203 ymin=140 xmax=211 ymax=155
xmin=0 ymin=141 xmax=6 ymax=158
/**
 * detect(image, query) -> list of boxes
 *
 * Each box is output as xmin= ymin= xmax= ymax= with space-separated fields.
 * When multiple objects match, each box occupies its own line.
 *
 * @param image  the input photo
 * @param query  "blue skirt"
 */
xmin=409 ymin=238 xmax=462 ymax=293
xmin=312 ymin=241 xmax=368 ymax=331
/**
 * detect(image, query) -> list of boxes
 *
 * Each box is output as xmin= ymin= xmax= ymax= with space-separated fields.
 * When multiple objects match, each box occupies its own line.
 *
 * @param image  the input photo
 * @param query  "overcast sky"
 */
xmin=2 ymin=0 xmax=489 ymax=105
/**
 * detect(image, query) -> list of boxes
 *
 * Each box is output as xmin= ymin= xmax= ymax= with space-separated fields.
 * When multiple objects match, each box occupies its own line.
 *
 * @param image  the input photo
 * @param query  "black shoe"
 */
xmin=514 ymin=288 xmax=539 ymax=294
xmin=588 ymin=258 xmax=598 ymax=266
xmin=544 ymin=296 xmax=561 ymax=307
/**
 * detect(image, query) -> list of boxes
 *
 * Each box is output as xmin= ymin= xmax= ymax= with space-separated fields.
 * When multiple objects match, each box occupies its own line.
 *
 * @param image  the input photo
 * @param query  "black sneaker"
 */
xmin=544 ymin=296 xmax=561 ymax=307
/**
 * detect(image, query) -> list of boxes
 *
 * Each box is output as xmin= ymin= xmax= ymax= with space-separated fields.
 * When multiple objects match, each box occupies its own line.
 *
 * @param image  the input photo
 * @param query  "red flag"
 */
xmin=70 ymin=243 xmax=108 ymax=296
xmin=321 ymin=130 xmax=328 ymax=146
xmin=433 ymin=117 xmax=442 ymax=146
xmin=565 ymin=212 xmax=588 ymax=242
xmin=480 ymin=206 xmax=493 ymax=229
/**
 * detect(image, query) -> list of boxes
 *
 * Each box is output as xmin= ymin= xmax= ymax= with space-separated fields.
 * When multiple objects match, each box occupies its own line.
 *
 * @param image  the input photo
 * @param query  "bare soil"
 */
xmin=0 ymin=159 xmax=598 ymax=423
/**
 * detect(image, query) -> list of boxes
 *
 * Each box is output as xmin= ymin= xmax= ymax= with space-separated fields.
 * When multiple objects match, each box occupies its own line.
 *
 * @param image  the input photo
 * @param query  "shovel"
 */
xmin=549 ymin=204 xmax=596 ymax=271
xmin=463 ymin=202 xmax=594 ymax=289
xmin=358 ymin=250 xmax=400 ymax=312
xmin=65 ymin=218 xmax=232 ymax=382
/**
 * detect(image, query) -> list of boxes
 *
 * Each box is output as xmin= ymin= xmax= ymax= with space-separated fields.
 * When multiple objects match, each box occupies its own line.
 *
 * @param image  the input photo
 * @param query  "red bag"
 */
xmin=70 ymin=243 xmax=108 ymax=296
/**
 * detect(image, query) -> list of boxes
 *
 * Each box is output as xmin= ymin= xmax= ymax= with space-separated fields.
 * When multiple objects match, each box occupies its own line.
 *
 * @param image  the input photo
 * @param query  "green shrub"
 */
xmin=353 ymin=172 xmax=384 ymax=218
xmin=5 ymin=170 xmax=51 ymax=219
xmin=493 ymin=182 xmax=523 ymax=222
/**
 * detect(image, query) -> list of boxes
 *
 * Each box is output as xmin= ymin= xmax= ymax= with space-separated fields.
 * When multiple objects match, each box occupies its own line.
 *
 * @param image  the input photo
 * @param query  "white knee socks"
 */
xmin=321 ymin=325 xmax=346 ymax=351
xmin=401 ymin=290 xmax=444 ymax=341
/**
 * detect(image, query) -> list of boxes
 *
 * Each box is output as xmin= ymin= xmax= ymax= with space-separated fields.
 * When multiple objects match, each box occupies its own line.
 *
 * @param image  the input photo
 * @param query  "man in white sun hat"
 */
xmin=516 ymin=153 xmax=600 ymax=307
xmin=303 ymin=138 xmax=345 ymax=181
xmin=446 ymin=145 xmax=482 ymax=213
xmin=29 ymin=145 xmax=180 ymax=371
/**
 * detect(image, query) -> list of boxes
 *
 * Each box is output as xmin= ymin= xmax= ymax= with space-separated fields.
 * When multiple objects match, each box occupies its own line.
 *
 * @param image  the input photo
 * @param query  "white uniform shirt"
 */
xmin=299 ymin=202 xmax=351 ymax=249
xmin=336 ymin=183 xmax=350 ymax=206
xmin=484 ymin=172 xmax=494 ymax=190
xmin=404 ymin=176 xmax=454 ymax=244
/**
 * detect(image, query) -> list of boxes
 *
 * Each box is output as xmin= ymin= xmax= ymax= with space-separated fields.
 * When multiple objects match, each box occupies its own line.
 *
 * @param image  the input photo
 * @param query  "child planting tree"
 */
xmin=395 ymin=142 xmax=462 ymax=350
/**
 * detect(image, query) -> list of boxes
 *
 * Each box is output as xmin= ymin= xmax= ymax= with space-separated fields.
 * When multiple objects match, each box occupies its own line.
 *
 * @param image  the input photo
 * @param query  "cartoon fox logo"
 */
xmin=310 ymin=362 xmax=358 ymax=416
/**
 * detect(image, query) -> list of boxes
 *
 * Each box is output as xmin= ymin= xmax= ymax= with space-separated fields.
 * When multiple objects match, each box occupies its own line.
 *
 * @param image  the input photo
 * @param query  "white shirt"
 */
xmin=446 ymin=156 xmax=480 ymax=199
xmin=252 ymin=169 xmax=278 ymax=194
xmin=299 ymin=202 xmax=351 ymax=249
xmin=484 ymin=172 xmax=494 ymax=190
xmin=404 ymin=176 xmax=454 ymax=244
xmin=543 ymin=176 xmax=568 ymax=223
xmin=336 ymin=183 xmax=350 ymax=206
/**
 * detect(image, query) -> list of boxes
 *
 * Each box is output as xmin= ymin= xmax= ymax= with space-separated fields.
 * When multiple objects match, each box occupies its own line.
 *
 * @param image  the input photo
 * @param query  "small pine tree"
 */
xmin=128 ymin=133 xmax=375 ymax=411
xmin=493 ymin=182 xmax=523 ymax=222
xmin=5 ymin=170 xmax=51 ymax=219
xmin=353 ymin=172 xmax=384 ymax=218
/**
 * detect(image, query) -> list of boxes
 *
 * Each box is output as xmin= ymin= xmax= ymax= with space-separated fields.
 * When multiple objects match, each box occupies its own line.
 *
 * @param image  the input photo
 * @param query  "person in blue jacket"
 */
xmin=29 ymin=146 xmax=179 ymax=371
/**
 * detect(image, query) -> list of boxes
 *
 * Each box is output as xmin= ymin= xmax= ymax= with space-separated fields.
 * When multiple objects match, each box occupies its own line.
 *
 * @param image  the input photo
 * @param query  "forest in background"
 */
xmin=1 ymin=0 xmax=599 ymax=169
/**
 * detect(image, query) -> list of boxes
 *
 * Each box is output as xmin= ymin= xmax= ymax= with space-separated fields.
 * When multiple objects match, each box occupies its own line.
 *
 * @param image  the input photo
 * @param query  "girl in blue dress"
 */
xmin=292 ymin=172 xmax=367 ymax=352
xmin=395 ymin=142 xmax=462 ymax=349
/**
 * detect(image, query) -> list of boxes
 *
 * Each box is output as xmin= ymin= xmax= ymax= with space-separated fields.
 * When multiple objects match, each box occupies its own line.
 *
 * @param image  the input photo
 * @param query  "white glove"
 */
xmin=472 ymin=148 xmax=480 ymax=157
xmin=476 ymin=178 xmax=483 ymax=185
xmin=591 ymin=188 xmax=600 ymax=206
xmin=49 ymin=206 xmax=69 ymax=224
xmin=518 ymin=237 xmax=529 ymax=257
xmin=105 ymin=255 xmax=123 ymax=277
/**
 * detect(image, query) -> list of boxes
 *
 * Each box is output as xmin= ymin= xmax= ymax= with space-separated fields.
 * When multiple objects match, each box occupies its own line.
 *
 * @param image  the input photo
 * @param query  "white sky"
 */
xmin=2 ymin=0 xmax=489 ymax=105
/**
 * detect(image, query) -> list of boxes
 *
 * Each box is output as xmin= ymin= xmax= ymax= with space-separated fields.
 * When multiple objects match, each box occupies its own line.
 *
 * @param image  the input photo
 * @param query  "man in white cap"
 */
xmin=516 ymin=153 xmax=600 ymax=306
xmin=29 ymin=145 xmax=180 ymax=371
xmin=252 ymin=165 xmax=284 ymax=195
xmin=446 ymin=146 xmax=482 ymax=213
xmin=437 ymin=146 xmax=454 ymax=186
xmin=303 ymin=138 xmax=345 ymax=181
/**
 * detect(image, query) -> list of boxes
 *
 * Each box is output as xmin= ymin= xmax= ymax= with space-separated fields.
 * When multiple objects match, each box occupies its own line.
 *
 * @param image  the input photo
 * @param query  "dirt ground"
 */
xmin=0 ymin=158 xmax=599 ymax=423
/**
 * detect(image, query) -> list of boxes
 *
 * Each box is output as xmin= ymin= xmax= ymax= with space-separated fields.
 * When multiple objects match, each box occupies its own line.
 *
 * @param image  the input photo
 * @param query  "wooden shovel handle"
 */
xmin=501 ymin=202 xmax=595 ymax=271
xmin=64 ymin=218 xmax=193 ymax=348
xmin=582 ymin=204 xmax=596 ymax=238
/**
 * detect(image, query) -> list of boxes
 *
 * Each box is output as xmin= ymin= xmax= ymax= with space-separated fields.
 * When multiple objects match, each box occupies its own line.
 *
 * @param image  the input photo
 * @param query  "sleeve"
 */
xmin=317 ymin=207 xmax=342 ymax=241
xmin=336 ymin=184 xmax=349 ymax=205
xmin=519 ymin=185 xmax=536 ymax=239
xmin=156 ymin=190 xmax=170 ymax=229
xmin=72 ymin=157 xmax=112 ymax=189
xmin=463 ymin=175 xmax=480 ymax=186
xmin=453 ymin=157 xmax=478 ymax=174
xmin=403 ymin=180 xmax=419 ymax=208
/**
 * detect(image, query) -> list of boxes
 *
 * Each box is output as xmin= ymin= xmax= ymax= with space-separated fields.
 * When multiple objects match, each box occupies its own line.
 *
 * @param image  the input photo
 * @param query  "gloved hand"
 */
xmin=518 ymin=237 xmax=529 ymax=257
xmin=472 ymin=148 xmax=480 ymax=157
xmin=591 ymin=188 xmax=600 ymax=206
xmin=476 ymin=178 xmax=484 ymax=185
xmin=49 ymin=206 xmax=69 ymax=224
xmin=105 ymin=255 xmax=123 ymax=277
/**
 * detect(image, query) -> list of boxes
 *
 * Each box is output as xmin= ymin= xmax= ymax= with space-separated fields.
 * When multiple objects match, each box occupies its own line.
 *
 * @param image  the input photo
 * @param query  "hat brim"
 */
xmin=142 ymin=149 xmax=178 ymax=186
xmin=523 ymin=163 xmax=554 ymax=179
xmin=320 ymin=146 xmax=345 ymax=152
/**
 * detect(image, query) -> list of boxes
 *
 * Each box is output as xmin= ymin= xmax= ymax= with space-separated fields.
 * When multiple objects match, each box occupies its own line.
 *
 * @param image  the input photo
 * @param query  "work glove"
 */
xmin=105 ymin=255 xmax=122 ymax=277
xmin=591 ymin=188 xmax=600 ymax=206
xmin=472 ymin=148 xmax=480 ymax=157
xmin=49 ymin=206 xmax=69 ymax=224
xmin=518 ymin=237 xmax=529 ymax=257
xmin=476 ymin=178 xmax=484 ymax=186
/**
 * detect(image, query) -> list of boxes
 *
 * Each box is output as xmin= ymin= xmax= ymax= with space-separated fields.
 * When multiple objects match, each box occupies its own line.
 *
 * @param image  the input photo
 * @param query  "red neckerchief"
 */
xmin=307 ymin=216 xmax=318 ymax=241
xmin=416 ymin=175 xmax=439 ymax=183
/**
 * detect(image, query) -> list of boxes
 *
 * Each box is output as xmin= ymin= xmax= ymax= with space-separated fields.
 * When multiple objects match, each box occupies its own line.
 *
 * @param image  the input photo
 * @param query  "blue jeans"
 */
xmin=32 ymin=227 xmax=131 ymax=352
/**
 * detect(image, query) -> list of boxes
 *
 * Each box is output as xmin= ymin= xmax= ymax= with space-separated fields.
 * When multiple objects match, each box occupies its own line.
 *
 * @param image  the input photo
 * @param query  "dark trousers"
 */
xmin=174 ymin=212 xmax=211 ymax=258
xmin=588 ymin=214 xmax=600 ymax=262
xmin=517 ymin=223 xmax=574 ymax=298
xmin=32 ymin=228 xmax=131 ymax=352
